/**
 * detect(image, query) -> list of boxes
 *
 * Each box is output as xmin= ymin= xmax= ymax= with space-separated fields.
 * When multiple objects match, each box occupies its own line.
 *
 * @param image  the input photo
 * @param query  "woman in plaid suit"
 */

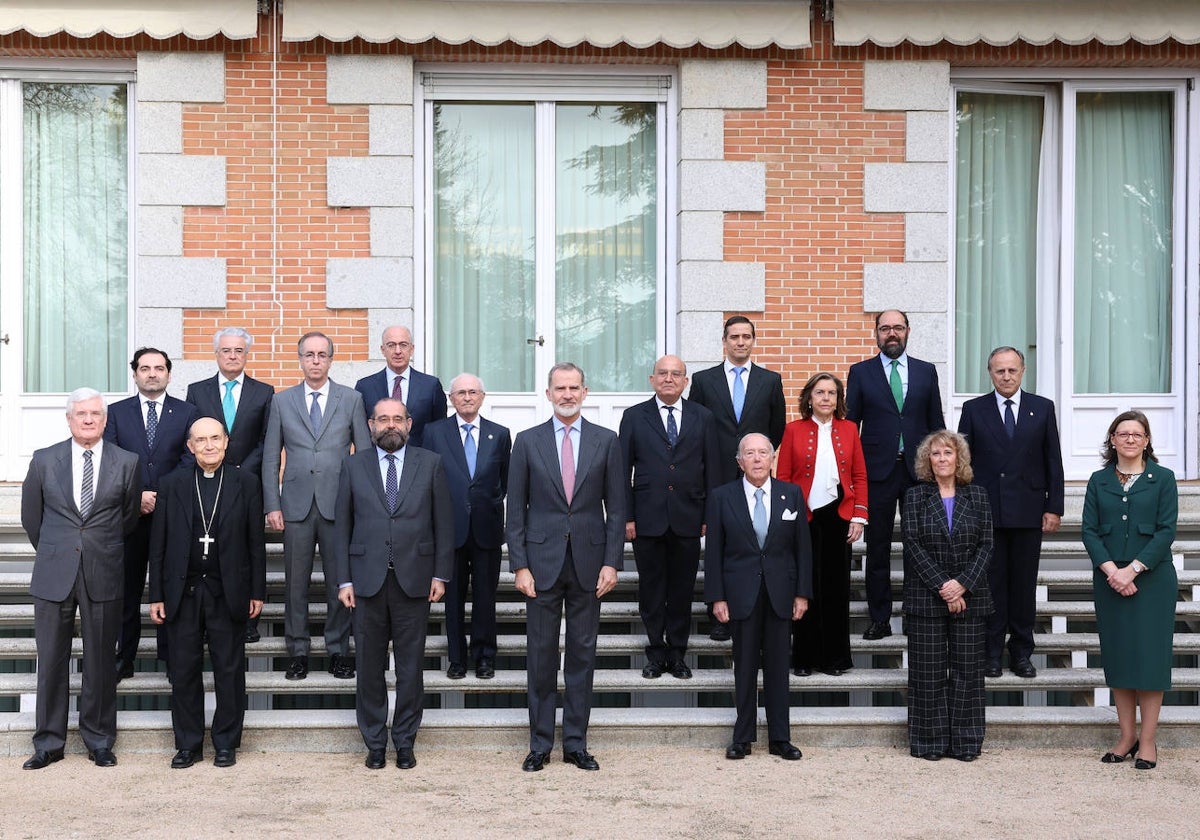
xmin=901 ymin=431 xmax=993 ymax=761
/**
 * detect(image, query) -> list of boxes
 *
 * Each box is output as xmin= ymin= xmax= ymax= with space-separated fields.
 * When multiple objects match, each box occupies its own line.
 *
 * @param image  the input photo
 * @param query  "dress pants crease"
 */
xmin=282 ymin=508 xmax=350 ymax=657
xmin=732 ymin=578 xmax=791 ymax=745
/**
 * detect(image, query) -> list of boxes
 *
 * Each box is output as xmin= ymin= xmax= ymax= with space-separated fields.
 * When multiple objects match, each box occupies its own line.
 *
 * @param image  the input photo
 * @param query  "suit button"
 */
xmin=1000 ymin=472 xmax=1006 ymax=478
xmin=669 ymin=465 xmax=675 ymax=471
xmin=1122 ymin=515 xmax=1127 ymax=521
xmin=667 ymin=485 xmax=674 ymax=491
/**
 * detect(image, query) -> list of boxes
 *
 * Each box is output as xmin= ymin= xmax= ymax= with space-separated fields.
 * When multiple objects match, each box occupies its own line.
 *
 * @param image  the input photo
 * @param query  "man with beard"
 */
xmin=332 ymin=398 xmax=453 ymax=770
xmin=846 ymin=310 xmax=945 ymax=640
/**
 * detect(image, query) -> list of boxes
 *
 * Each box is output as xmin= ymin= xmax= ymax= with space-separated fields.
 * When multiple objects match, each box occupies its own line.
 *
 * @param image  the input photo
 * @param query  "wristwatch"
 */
xmin=1130 ymin=560 xmax=1147 ymax=574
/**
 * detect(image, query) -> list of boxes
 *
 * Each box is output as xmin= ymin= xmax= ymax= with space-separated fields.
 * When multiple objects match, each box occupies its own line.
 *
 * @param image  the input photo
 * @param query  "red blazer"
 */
xmin=776 ymin=417 xmax=868 ymax=523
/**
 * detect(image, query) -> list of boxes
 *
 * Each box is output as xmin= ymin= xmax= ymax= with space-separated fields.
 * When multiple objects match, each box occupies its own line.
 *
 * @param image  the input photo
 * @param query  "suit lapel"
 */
xmin=979 ymin=394 xmax=1010 ymax=449
xmin=640 ymin=400 xmax=669 ymax=445
xmin=762 ymin=483 xmax=793 ymax=549
xmin=315 ymin=386 xmax=341 ymax=443
xmin=471 ymin=421 xmax=495 ymax=484
xmin=572 ymin=419 xmax=600 ymax=494
xmin=743 ymin=364 xmax=770 ymax=421
xmin=534 ymin=421 xmax=569 ymax=505
xmin=392 ymin=449 xmax=417 ymax=514
xmin=445 ymin=420 xmax=472 ymax=479
xmin=52 ymin=445 xmax=83 ymax=521
xmin=706 ymin=366 xmax=738 ymax=424
xmin=871 ymin=358 xmax=901 ymax=417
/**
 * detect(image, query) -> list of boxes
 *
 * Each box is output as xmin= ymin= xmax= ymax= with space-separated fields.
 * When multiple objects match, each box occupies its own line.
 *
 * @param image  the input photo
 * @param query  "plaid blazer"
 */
xmin=901 ymin=482 xmax=994 ymax=617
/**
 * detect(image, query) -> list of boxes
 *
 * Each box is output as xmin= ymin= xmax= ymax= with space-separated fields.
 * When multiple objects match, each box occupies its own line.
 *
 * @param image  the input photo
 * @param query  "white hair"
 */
xmin=66 ymin=387 xmax=106 ymax=414
xmin=213 ymin=327 xmax=253 ymax=350
xmin=449 ymin=372 xmax=486 ymax=394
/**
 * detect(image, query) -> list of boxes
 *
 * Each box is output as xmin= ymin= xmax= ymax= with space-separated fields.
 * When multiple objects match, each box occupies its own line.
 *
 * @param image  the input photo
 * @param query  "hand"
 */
xmin=1042 ymin=513 xmax=1061 ymax=533
xmin=1107 ymin=565 xmax=1139 ymax=597
xmin=625 ymin=521 xmax=636 ymax=541
xmin=712 ymin=600 xmax=730 ymax=624
xmin=947 ymin=596 xmax=966 ymax=614
xmin=140 ymin=491 xmax=157 ymax=515
xmin=265 ymin=511 xmax=284 ymax=531
xmin=429 ymin=579 xmax=445 ymax=603
xmin=846 ymin=522 xmax=864 ymax=543
xmin=792 ymin=596 xmax=808 ymax=621
xmin=940 ymin=579 xmax=966 ymax=602
xmin=338 ymin=585 xmax=355 ymax=609
xmin=149 ymin=602 xmax=166 ymax=624
xmin=596 ymin=566 xmax=618 ymax=598
xmin=248 ymin=599 xmax=263 ymax=619
xmin=514 ymin=568 xmax=536 ymax=598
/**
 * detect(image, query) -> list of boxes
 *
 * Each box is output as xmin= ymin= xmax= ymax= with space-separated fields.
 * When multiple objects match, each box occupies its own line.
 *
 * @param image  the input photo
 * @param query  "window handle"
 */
xmin=526 ymin=335 xmax=544 ymax=347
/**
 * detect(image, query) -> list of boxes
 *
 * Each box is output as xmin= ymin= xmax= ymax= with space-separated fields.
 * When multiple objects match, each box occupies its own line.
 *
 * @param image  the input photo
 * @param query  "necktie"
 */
xmin=392 ymin=374 xmax=404 ymax=402
xmin=561 ymin=426 xmax=576 ymax=505
xmin=732 ymin=367 xmax=746 ymax=423
xmin=384 ymin=453 xmax=398 ymax=512
xmin=80 ymin=450 xmax=94 ymax=519
xmin=223 ymin=380 xmax=237 ymax=432
xmin=889 ymin=360 xmax=904 ymax=452
xmin=309 ymin=391 xmax=323 ymax=435
xmin=753 ymin=487 xmax=767 ymax=548
xmin=463 ymin=423 xmax=477 ymax=478
xmin=665 ymin=405 xmax=678 ymax=447
xmin=1004 ymin=398 xmax=1016 ymax=439
xmin=146 ymin=400 xmax=159 ymax=449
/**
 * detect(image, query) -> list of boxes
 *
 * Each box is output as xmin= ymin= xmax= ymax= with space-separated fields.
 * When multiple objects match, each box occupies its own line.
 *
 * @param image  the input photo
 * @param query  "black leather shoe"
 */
xmin=171 ymin=749 xmax=201 ymax=769
xmin=725 ymin=742 xmax=751 ymax=760
xmin=521 ymin=750 xmax=549 ymax=772
xmin=88 ymin=748 xmax=117 ymax=767
xmin=953 ymin=753 xmax=979 ymax=762
xmin=116 ymin=660 xmax=135 ymax=681
xmin=819 ymin=666 xmax=845 ymax=676
xmin=918 ymin=752 xmax=942 ymax=761
xmin=862 ymin=621 xmax=892 ymax=640
xmin=365 ymin=748 xmax=386 ymax=769
xmin=245 ymin=626 xmax=261 ymax=643
xmin=396 ymin=748 xmax=417 ymax=770
xmin=329 ymin=653 xmax=355 ymax=679
xmin=1134 ymin=754 xmax=1157 ymax=770
xmin=793 ymin=666 xmax=813 ymax=677
xmin=22 ymin=749 xmax=64 ymax=770
xmin=768 ymin=741 xmax=802 ymax=760
xmin=475 ymin=659 xmax=495 ymax=680
xmin=668 ymin=660 xmax=693 ymax=680
xmin=1012 ymin=658 xmax=1037 ymax=678
xmin=214 ymin=748 xmax=236 ymax=768
xmin=709 ymin=623 xmax=732 ymax=642
xmin=984 ymin=662 xmax=1003 ymax=678
xmin=285 ymin=655 xmax=308 ymax=680
xmin=446 ymin=662 xmax=467 ymax=679
xmin=642 ymin=661 xmax=665 ymax=679
xmin=1101 ymin=740 xmax=1139 ymax=764
xmin=563 ymin=749 xmax=599 ymax=770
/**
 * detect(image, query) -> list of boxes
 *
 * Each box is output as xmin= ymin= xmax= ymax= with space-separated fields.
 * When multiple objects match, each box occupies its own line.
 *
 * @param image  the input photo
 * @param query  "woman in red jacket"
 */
xmin=776 ymin=372 xmax=868 ymax=676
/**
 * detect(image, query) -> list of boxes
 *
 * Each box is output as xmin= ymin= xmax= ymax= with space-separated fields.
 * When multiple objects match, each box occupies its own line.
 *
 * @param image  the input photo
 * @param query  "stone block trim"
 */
xmin=679 ymin=261 xmax=766 ymax=312
xmin=863 ymin=61 xmax=950 ymax=112
xmin=680 ymin=60 xmax=768 ymax=110
xmin=326 ymin=258 xmax=413 ymax=310
xmin=138 ymin=154 xmax=227 ymax=207
xmin=138 ymin=257 xmax=228 ymax=308
xmin=864 ymin=162 xmax=948 ymax=214
xmin=326 ymin=156 xmax=412 ymax=209
xmin=137 ymin=52 xmax=225 ymax=103
xmin=326 ymin=55 xmax=414 ymax=106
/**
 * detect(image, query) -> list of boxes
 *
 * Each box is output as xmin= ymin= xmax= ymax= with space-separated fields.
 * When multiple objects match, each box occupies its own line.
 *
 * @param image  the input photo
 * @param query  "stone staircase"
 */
xmin=1 ymin=483 xmax=1198 ymax=755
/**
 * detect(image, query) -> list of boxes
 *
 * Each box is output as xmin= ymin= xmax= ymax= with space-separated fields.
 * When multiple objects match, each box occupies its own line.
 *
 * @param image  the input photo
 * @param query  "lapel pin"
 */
xmin=487 ymin=434 xmax=493 ymax=440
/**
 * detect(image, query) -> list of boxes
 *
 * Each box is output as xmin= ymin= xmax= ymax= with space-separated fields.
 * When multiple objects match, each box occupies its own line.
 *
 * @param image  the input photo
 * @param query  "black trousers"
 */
xmin=732 ymin=579 xmax=792 ymax=744
xmin=165 ymin=581 xmax=247 ymax=752
xmin=634 ymin=529 xmax=700 ymax=664
xmin=985 ymin=527 xmax=1043 ymax=664
xmin=907 ymin=611 xmax=986 ymax=758
xmin=792 ymin=498 xmax=852 ymax=672
xmin=864 ymin=457 xmax=913 ymax=625
xmin=117 ymin=514 xmax=167 ymax=667
xmin=444 ymin=536 xmax=502 ymax=666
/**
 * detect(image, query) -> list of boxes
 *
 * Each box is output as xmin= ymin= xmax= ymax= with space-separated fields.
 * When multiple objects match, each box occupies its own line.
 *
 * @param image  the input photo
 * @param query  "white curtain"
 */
xmin=23 ymin=82 xmax=128 ymax=392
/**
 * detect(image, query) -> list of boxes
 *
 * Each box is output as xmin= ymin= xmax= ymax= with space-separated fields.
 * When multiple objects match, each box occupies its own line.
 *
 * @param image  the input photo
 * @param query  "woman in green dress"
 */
xmin=1081 ymin=411 xmax=1177 ymax=770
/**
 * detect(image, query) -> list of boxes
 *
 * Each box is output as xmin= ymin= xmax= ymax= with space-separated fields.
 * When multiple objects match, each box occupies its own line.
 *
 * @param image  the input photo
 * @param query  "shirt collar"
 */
xmin=879 ymin=352 xmax=908 ymax=370
xmin=376 ymin=444 xmax=406 ymax=462
xmin=219 ymin=373 xmax=245 ymax=386
xmin=742 ymin=476 xmax=771 ymax=499
xmin=552 ymin=415 xmax=580 ymax=434
xmin=454 ymin=413 xmax=479 ymax=428
xmin=724 ymin=360 xmax=753 ymax=375
xmin=72 ymin=438 xmax=103 ymax=456
xmin=995 ymin=390 xmax=1022 ymax=410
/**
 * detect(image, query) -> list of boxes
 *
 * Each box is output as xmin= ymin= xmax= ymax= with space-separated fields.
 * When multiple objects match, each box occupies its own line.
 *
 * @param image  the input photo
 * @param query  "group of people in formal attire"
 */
xmin=18 ymin=309 xmax=1179 ymax=772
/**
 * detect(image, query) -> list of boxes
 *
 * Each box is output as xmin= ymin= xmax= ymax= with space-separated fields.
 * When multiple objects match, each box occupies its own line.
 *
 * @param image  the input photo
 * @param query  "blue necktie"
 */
xmin=146 ymin=400 xmax=158 ymax=449
xmin=732 ymin=367 xmax=746 ymax=423
xmin=1004 ymin=399 xmax=1016 ymax=439
xmin=753 ymin=488 xmax=767 ymax=548
xmin=664 ymin=405 xmax=678 ymax=446
xmin=309 ymin=392 xmax=322 ymax=436
xmin=463 ymin=423 xmax=477 ymax=478
xmin=223 ymin=380 xmax=237 ymax=432
xmin=385 ymin=454 xmax=398 ymax=513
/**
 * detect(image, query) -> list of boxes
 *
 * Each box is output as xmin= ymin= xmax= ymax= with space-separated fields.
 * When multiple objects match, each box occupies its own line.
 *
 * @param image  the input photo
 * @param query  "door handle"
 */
xmin=526 ymin=335 xmax=544 ymax=347
xmin=0 ymin=333 xmax=8 ymax=345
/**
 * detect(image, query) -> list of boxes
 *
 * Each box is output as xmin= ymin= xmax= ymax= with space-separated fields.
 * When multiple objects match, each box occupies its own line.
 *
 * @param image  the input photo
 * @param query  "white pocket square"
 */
xmin=782 ymin=509 xmax=798 ymax=521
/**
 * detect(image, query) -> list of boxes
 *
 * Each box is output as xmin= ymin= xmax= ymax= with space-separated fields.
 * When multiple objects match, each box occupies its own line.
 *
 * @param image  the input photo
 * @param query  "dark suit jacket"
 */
xmin=505 ymin=417 xmax=625 ymax=588
xmin=846 ymin=355 xmax=945 ymax=482
xmin=423 ymin=415 xmax=511 ymax=550
xmin=146 ymin=466 xmax=266 ymax=621
xmin=618 ymin=397 xmax=720 ymax=538
xmin=957 ymin=390 xmax=1065 ymax=530
xmin=331 ymin=445 xmax=455 ymax=599
xmin=687 ymin=362 xmax=787 ymax=485
xmin=901 ymin=482 xmax=994 ymax=617
xmin=103 ymin=394 xmax=198 ymax=492
xmin=703 ymin=478 xmax=813 ymax=621
xmin=21 ymin=440 xmax=141 ymax=603
xmin=355 ymin=367 xmax=447 ymax=448
xmin=185 ymin=374 xmax=275 ymax=478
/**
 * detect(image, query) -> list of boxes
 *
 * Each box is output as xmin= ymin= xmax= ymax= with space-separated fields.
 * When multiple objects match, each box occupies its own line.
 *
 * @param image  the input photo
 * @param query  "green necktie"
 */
xmin=890 ymin=359 xmax=904 ymax=452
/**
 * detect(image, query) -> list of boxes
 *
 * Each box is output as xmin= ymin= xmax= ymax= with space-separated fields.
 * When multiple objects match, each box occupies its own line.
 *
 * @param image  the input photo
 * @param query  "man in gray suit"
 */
xmin=263 ymin=331 xmax=371 ymax=681
xmin=21 ymin=388 xmax=141 ymax=769
xmin=333 ymin=398 xmax=454 ymax=771
xmin=506 ymin=363 xmax=625 ymax=773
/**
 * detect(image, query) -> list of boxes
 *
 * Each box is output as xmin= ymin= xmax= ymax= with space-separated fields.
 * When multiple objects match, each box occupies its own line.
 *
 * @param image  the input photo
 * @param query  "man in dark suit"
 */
xmin=355 ymin=325 xmax=447 ymax=447
xmin=686 ymin=315 xmax=786 ymax=641
xmin=507 ymin=362 xmax=625 ymax=773
xmin=185 ymin=327 xmax=275 ymax=643
xmin=21 ymin=388 xmax=141 ymax=769
xmin=705 ymin=433 xmax=812 ymax=761
xmin=263 ymin=331 xmax=372 ymax=681
xmin=846 ymin=309 xmax=945 ymax=640
xmin=619 ymin=355 xmax=719 ymax=680
xmin=147 ymin=417 xmax=266 ymax=769
xmin=104 ymin=347 xmax=198 ymax=680
xmin=423 ymin=373 xmax=511 ymax=681
xmin=332 ymin=398 xmax=454 ymax=771
xmin=957 ymin=346 xmax=1064 ymax=680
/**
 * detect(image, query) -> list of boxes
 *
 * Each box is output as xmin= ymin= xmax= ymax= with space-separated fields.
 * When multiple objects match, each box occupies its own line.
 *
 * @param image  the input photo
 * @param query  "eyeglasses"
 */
xmin=1112 ymin=432 xmax=1146 ymax=441
xmin=383 ymin=342 xmax=413 ymax=351
xmin=876 ymin=324 xmax=908 ymax=335
xmin=301 ymin=352 xmax=330 ymax=361
xmin=451 ymin=389 xmax=483 ymax=398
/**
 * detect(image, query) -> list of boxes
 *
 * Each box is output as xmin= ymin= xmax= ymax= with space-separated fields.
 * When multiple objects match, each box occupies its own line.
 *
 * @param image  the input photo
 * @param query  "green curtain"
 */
xmin=1073 ymin=91 xmax=1173 ymax=394
xmin=23 ymin=82 xmax=128 ymax=392
xmin=954 ymin=92 xmax=1043 ymax=393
